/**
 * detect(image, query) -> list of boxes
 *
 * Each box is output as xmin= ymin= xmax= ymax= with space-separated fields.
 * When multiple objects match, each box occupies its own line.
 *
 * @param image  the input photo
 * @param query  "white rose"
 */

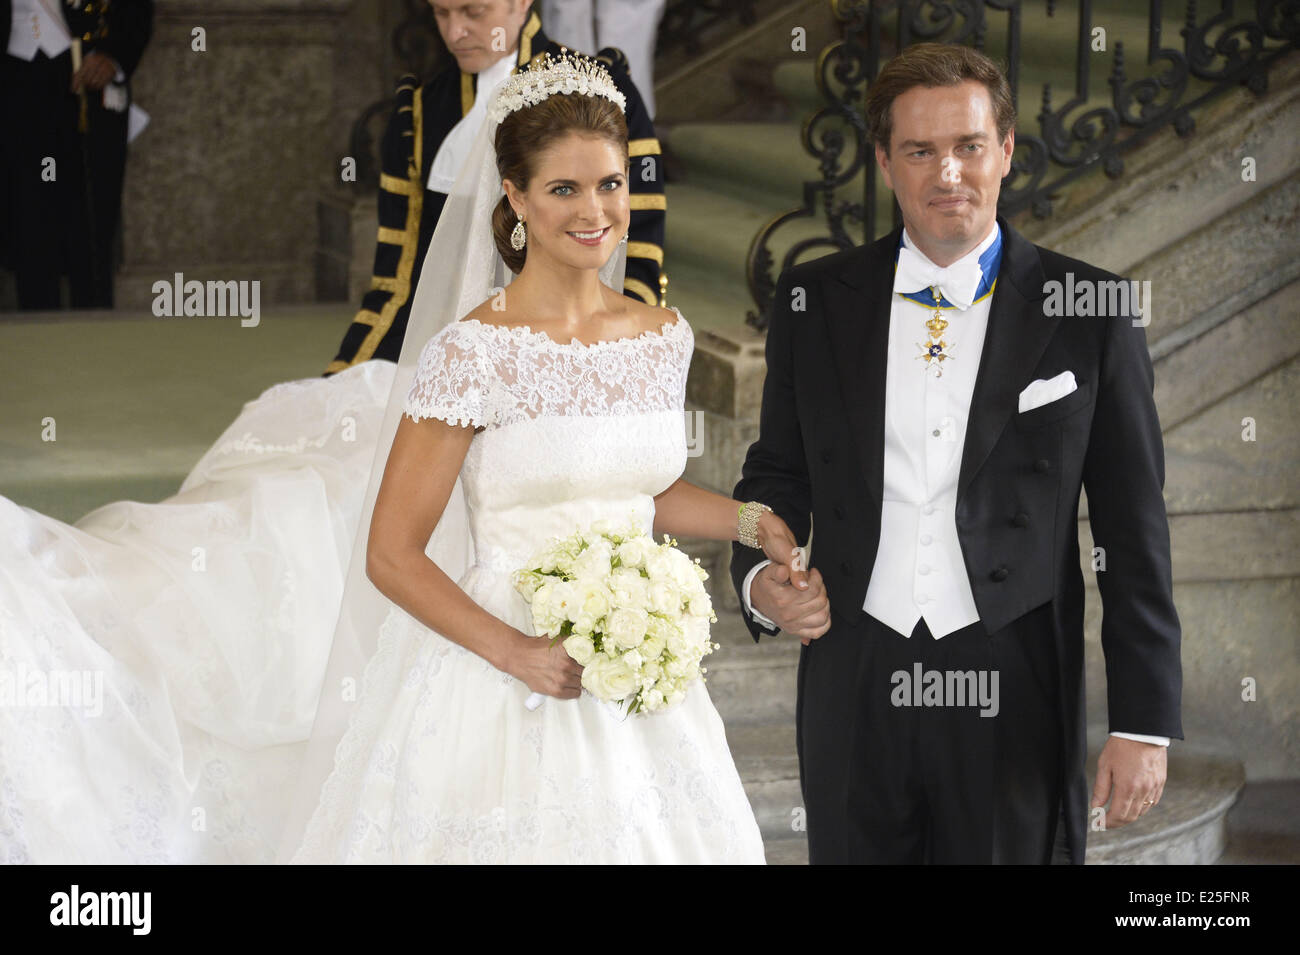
xmin=667 ymin=551 xmax=698 ymax=589
xmin=573 ymin=539 xmax=613 ymax=580
xmin=549 ymin=579 xmax=579 ymax=623
xmin=605 ymin=606 xmax=648 ymax=650
xmin=646 ymin=579 xmax=679 ymax=615
xmin=616 ymin=536 xmax=652 ymax=569
xmin=622 ymin=648 xmax=644 ymax=671
xmin=665 ymin=622 xmax=692 ymax=657
xmin=686 ymin=590 xmax=714 ymax=619
xmin=609 ymin=567 xmax=650 ymax=612
xmin=581 ymin=654 xmax=612 ymax=698
xmin=601 ymin=658 xmax=638 ymax=700
xmin=644 ymin=549 xmax=674 ymax=582
xmin=571 ymin=581 xmax=611 ymax=635
xmin=665 ymin=655 xmax=693 ymax=679
xmin=563 ymin=634 xmax=596 ymax=666
xmin=530 ymin=580 xmax=563 ymax=634
xmin=682 ymin=614 xmax=711 ymax=649
xmin=639 ymin=630 xmax=666 ymax=662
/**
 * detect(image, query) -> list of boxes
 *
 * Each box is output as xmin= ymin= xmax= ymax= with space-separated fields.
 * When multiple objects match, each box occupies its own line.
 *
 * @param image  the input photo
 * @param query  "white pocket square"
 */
xmin=1018 ymin=371 xmax=1078 ymax=413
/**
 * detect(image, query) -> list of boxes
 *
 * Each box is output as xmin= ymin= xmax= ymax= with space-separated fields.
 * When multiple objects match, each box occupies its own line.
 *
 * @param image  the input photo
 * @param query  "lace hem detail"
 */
xmin=291 ymin=604 xmax=412 ymax=862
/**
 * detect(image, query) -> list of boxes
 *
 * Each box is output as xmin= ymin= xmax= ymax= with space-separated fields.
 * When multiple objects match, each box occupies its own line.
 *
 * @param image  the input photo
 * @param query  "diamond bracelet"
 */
xmin=737 ymin=501 xmax=773 ymax=549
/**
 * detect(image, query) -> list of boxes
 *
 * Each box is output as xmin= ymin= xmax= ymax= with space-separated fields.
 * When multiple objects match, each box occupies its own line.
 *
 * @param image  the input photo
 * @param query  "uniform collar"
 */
xmin=459 ymin=6 xmax=548 ymax=116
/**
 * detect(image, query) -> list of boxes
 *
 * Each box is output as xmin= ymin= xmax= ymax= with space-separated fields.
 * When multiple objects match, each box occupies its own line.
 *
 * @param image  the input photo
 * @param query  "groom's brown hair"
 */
xmin=866 ymin=42 xmax=1016 ymax=153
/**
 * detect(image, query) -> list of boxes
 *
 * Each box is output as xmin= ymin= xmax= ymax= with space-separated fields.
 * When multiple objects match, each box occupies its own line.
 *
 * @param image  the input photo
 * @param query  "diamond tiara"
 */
xmin=486 ymin=49 xmax=627 ymax=125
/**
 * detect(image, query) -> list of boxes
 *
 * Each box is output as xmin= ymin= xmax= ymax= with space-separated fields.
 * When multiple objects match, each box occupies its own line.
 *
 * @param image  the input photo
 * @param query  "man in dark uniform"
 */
xmin=325 ymin=0 xmax=665 ymax=374
xmin=2 ymin=0 xmax=153 ymax=309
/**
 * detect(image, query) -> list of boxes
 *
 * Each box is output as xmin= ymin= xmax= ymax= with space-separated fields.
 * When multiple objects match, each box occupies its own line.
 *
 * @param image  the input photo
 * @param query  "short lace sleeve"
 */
xmin=403 ymin=323 xmax=495 ymax=429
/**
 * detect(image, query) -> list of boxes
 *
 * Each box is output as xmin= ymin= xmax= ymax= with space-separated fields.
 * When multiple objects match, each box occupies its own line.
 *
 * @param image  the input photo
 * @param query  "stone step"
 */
xmin=667 ymin=121 xmax=815 ymax=207
xmin=666 ymin=120 xmax=898 ymax=232
xmin=721 ymin=713 xmax=1247 ymax=863
xmin=703 ymin=608 xmax=800 ymax=725
xmin=763 ymin=836 xmax=810 ymax=864
xmin=1084 ymin=732 xmax=1245 ymax=864
xmin=724 ymin=719 xmax=802 ymax=840
xmin=1161 ymin=356 xmax=1299 ymax=515
xmin=663 ymin=179 xmax=833 ymax=298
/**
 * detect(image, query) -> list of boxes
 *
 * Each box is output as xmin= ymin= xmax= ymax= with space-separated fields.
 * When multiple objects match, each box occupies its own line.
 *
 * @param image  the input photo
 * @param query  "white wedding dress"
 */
xmin=292 ymin=308 xmax=766 ymax=863
xmin=0 ymin=359 xmax=395 ymax=863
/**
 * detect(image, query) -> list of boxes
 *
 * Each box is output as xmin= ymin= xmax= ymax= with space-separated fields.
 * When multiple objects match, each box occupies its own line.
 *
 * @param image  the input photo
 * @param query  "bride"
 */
xmin=281 ymin=52 xmax=812 ymax=863
xmin=0 ymin=51 xmax=809 ymax=865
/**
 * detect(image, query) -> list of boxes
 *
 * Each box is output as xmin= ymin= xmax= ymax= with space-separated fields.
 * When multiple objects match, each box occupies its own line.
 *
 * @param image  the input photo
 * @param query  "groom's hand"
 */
xmin=751 ymin=561 xmax=831 ymax=645
xmin=1091 ymin=736 xmax=1167 ymax=829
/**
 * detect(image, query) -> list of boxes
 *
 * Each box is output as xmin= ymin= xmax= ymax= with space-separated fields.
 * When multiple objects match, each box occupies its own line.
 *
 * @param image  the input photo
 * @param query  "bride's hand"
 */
xmin=508 ymin=629 xmax=584 ymax=700
xmin=757 ymin=511 xmax=811 ymax=590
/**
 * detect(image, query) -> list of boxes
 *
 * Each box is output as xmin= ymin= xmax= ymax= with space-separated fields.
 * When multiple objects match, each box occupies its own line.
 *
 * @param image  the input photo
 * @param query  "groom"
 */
xmin=730 ymin=42 xmax=1182 ymax=864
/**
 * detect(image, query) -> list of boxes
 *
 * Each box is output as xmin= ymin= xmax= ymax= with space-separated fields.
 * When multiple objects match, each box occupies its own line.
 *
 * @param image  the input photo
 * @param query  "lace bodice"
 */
xmin=403 ymin=307 xmax=694 ymax=573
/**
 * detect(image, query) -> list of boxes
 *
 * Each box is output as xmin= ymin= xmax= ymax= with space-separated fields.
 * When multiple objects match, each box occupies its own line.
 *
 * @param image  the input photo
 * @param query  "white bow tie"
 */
xmin=894 ymin=244 xmax=985 ymax=310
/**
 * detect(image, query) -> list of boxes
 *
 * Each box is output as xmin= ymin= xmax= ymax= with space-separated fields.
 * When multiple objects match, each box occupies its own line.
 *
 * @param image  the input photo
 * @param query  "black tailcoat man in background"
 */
xmin=730 ymin=43 xmax=1182 ymax=864
xmin=326 ymin=0 xmax=666 ymax=374
xmin=2 ymin=0 xmax=153 ymax=308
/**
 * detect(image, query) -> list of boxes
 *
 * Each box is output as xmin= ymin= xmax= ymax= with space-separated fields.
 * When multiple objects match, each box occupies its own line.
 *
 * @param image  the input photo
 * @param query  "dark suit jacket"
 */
xmin=325 ymin=6 xmax=666 ymax=372
xmin=729 ymin=214 xmax=1183 ymax=862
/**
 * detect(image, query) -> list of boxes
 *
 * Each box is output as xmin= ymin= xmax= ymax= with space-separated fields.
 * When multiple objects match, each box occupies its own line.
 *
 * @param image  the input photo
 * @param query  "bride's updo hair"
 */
xmin=492 ymin=91 xmax=629 ymax=274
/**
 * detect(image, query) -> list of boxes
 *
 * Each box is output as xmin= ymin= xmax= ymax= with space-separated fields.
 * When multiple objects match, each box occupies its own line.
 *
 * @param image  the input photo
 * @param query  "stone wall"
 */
xmin=113 ymin=0 xmax=387 ymax=310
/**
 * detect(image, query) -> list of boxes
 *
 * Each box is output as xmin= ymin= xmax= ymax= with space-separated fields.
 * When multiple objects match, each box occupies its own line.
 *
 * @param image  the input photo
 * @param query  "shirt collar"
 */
xmin=900 ymin=219 xmax=1000 ymax=274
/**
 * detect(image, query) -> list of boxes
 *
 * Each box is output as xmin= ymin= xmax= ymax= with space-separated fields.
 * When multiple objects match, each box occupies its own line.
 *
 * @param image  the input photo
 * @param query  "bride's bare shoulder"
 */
xmin=620 ymin=295 xmax=682 ymax=334
xmin=457 ymin=298 xmax=519 ymax=330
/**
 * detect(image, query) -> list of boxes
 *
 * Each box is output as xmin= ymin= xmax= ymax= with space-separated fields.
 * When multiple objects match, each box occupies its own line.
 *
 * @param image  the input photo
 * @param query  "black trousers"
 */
xmin=2 ymin=50 xmax=127 ymax=309
xmin=796 ymin=602 xmax=1071 ymax=863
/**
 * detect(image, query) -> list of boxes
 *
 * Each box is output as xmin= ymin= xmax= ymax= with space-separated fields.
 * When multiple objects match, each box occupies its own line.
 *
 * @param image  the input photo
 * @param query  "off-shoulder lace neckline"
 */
xmin=458 ymin=305 xmax=685 ymax=351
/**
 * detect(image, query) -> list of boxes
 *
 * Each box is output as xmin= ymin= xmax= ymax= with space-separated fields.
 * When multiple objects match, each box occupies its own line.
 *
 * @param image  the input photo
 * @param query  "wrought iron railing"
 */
xmin=745 ymin=0 xmax=1299 ymax=329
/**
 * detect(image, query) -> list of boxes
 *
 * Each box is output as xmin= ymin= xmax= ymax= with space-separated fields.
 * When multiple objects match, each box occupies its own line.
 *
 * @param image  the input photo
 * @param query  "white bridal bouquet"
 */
xmin=511 ymin=517 xmax=720 ymax=715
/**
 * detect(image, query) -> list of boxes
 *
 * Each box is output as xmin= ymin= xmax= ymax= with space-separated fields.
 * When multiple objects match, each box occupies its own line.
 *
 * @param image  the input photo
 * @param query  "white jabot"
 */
xmin=894 ymin=242 xmax=986 ymax=310
xmin=426 ymin=52 xmax=517 ymax=195
xmin=8 ymin=0 xmax=71 ymax=60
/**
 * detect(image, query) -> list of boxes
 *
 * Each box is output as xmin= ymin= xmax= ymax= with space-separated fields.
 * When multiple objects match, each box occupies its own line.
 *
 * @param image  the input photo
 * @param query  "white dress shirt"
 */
xmin=740 ymin=221 xmax=1169 ymax=746
xmin=426 ymin=52 xmax=516 ymax=195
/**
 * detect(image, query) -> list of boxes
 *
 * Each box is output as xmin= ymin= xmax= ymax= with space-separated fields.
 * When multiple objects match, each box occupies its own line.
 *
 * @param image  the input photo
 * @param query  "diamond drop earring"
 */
xmin=510 ymin=214 xmax=527 ymax=251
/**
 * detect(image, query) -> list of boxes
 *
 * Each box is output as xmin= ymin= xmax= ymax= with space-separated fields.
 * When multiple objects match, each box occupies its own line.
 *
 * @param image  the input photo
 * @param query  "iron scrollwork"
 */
xmin=746 ymin=0 xmax=1299 ymax=331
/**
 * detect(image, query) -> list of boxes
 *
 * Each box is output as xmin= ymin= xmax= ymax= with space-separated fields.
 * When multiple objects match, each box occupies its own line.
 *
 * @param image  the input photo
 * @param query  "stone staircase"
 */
xmin=659 ymin=3 xmax=1298 ymax=863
